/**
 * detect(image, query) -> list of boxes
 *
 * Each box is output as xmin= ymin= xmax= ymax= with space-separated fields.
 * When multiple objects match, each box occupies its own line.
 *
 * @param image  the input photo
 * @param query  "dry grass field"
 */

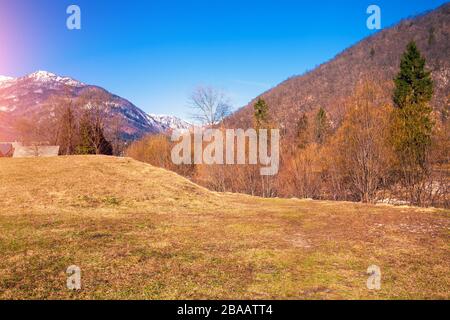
xmin=0 ymin=156 xmax=448 ymax=299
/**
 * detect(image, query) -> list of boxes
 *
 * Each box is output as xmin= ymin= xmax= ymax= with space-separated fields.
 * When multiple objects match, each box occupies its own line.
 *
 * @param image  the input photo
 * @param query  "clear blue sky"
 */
xmin=0 ymin=0 xmax=447 ymax=118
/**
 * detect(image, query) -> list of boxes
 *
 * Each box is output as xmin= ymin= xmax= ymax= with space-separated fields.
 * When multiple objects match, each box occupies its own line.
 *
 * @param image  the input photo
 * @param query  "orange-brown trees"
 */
xmin=329 ymin=81 xmax=392 ymax=203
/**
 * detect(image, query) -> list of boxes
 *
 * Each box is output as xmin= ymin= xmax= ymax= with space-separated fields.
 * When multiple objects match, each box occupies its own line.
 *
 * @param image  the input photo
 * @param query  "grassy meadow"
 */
xmin=0 ymin=156 xmax=448 ymax=299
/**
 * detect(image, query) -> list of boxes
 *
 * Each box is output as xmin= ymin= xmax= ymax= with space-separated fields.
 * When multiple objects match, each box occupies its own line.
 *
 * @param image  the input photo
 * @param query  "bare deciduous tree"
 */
xmin=76 ymin=90 xmax=113 ymax=155
xmin=107 ymin=114 xmax=125 ymax=156
xmin=331 ymin=80 xmax=392 ymax=203
xmin=189 ymin=86 xmax=232 ymax=127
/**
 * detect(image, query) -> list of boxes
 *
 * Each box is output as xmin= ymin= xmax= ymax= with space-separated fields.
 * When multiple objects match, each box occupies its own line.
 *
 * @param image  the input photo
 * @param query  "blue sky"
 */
xmin=0 ymin=0 xmax=447 ymax=118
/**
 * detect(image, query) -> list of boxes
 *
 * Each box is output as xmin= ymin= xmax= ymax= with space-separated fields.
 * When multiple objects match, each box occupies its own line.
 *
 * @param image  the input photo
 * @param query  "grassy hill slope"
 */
xmin=0 ymin=156 xmax=448 ymax=299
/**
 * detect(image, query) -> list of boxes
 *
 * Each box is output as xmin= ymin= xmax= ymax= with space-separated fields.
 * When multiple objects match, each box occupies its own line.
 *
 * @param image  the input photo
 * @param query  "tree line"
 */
xmin=127 ymin=41 xmax=449 ymax=208
xmin=15 ymin=89 xmax=123 ymax=156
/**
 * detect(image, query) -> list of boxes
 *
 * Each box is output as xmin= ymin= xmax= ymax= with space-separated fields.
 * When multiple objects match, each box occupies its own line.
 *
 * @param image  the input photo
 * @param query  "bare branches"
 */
xmin=189 ymin=86 xmax=232 ymax=127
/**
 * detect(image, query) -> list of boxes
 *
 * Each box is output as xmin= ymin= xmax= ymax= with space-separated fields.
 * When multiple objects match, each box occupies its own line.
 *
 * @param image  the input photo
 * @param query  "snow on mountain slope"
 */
xmin=146 ymin=114 xmax=192 ymax=131
xmin=0 ymin=71 xmax=190 ymax=140
xmin=25 ymin=70 xmax=85 ymax=87
xmin=0 ymin=76 xmax=14 ymax=89
xmin=0 ymin=75 xmax=13 ymax=82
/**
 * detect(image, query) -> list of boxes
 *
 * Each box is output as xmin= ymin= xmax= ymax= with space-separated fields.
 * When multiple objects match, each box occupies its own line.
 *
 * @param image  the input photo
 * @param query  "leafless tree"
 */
xmin=76 ymin=89 xmax=113 ymax=155
xmin=47 ymin=93 xmax=79 ymax=155
xmin=331 ymin=81 xmax=392 ymax=203
xmin=107 ymin=114 xmax=125 ymax=156
xmin=189 ymin=86 xmax=232 ymax=127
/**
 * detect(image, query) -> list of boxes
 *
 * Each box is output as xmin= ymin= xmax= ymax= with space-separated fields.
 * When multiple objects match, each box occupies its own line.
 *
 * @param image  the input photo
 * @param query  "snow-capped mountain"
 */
xmin=26 ymin=70 xmax=85 ymax=87
xmin=0 ymin=71 xmax=190 ymax=140
xmin=146 ymin=114 xmax=191 ymax=132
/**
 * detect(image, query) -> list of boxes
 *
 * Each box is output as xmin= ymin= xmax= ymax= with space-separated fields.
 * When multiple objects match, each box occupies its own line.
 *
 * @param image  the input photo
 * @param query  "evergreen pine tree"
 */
xmin=58 ymin=105 xmax=77 ymax=155
xmin=93 ymin=122 xmax=113 ymax=155
xmin=393 ymin=41 xmax=433 ymax=108
xmin=296 ymin=113 xmax=309 ymax=149
xmin=75 ymin=111 xmax=113 ymax=155
xmin=314 ymin=107 xmax=329 ymax=144
xmin=253 ymin=98 xmax=269 ymax=129
xmin=391 ymin=41 xmax=434 ymax=204
xmin=392 ymin=41 xmax=434 ymax=168
xmin=76 ymin=113 xmax=96 ymax=155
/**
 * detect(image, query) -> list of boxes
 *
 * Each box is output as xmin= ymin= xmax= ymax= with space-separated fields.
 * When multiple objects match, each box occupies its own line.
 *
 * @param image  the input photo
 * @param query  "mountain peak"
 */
xmin=146 ymin=113 xmax=192 ymax=131
xmin=29 ymin=70 xmax=57 ymax=79
xmin=0 ymin=75 xmax=14 ymax=82
xmin=0 ymin=70 xmax=192 ymax=140
xmin=25 ymin=70 xmax=85 ymax=87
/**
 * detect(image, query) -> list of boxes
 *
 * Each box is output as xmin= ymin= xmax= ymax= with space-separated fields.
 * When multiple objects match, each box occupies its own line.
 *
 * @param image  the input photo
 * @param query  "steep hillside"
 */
xmin=0 ymin=71 xmax=190 ymax=141
xmin=228 ymin=3 xmax=450 ymax=132
xmin=0 ymin=156 xmax=448 ymax=299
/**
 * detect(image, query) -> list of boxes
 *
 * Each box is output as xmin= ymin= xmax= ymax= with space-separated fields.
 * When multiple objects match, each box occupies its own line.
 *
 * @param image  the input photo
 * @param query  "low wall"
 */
xmin=13 ymin=146 xmax=60 ymax=158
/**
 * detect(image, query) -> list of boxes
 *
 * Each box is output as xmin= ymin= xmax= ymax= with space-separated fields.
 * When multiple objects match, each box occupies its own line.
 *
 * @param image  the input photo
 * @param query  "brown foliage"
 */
xmin=126 ymin=79 xmax=448 ymax=208
xmin=326 ymin=81 xmax=393 ymax=203
xmin=126 ymin=134 xmax=195 ymax=178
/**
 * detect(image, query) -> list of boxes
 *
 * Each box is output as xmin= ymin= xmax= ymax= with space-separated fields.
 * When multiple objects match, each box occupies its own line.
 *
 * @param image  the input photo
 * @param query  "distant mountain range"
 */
xmin=0 ymin=71 xmax=191 ymax=141
xmin=228 ymin=3 xmax=450 ymax=133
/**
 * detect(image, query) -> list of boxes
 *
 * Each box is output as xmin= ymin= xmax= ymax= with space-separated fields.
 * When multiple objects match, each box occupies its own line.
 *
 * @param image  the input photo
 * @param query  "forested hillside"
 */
xmin=227 ymin=3 xmax=450 ymax=134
